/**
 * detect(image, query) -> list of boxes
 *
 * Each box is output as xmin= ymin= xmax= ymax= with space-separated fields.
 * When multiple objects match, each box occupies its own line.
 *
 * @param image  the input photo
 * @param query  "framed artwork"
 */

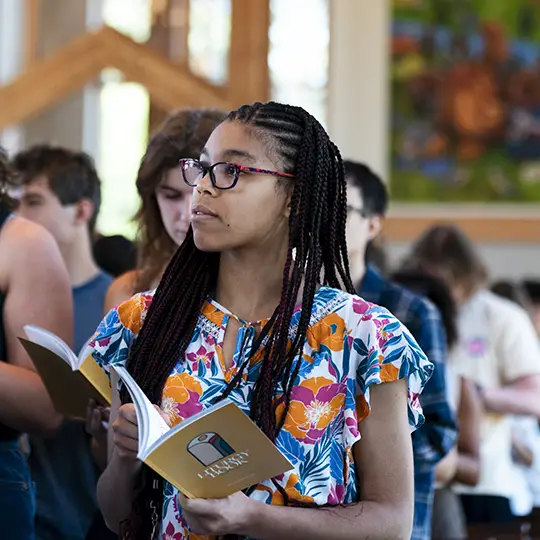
xmin=391 ymin=0 xmax=540 ymax=204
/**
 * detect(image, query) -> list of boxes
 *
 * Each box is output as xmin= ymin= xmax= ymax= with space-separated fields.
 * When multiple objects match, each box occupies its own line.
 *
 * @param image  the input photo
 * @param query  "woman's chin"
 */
xmin=193 ymin=234 xmax=227 ymax=253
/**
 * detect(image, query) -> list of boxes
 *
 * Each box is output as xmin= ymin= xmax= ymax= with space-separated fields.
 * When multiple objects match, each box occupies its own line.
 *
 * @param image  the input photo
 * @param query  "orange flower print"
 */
xmin=255 ymin=474 xmax=314 ymax=506
xmin=162 ymin=373 xmax=203 ymax=426
xmin=307 ymin=313 xmax=347 ymax=352
xmin=379 ymin=357 xmax=399 ymax=382
xmin=272 ymin=473 xmax=314 ymax=505
xmin=117 ymin=294 xmax=152 ymax=333
xmin=278 ymin=377 xmax=346 ymax=444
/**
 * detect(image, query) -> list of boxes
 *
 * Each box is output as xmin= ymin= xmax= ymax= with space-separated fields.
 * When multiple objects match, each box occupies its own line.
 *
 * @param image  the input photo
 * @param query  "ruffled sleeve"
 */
xmin=350 ymin=296 xmax=433 ymax=433
xmin=89 ymin=292 xmax=154 ymax=376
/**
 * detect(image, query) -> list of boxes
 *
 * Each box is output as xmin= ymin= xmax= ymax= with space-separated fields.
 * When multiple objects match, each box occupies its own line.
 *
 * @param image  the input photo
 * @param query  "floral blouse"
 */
xmin=90 ymin=286 xmax=433 ymax=540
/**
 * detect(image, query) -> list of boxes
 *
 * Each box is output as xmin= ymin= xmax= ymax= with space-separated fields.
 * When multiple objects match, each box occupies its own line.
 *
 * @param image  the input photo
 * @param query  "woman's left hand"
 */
xmin=178 ymin=491 xmax=258 ymax=536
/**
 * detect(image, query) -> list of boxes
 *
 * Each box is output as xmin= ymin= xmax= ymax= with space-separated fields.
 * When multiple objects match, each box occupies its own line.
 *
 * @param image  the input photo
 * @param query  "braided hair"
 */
xmin=119 ymin=102 xmax=355 ymax=539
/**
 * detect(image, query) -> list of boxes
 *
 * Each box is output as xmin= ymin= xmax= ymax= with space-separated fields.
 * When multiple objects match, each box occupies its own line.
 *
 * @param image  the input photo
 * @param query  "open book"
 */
xmin=19 ymin=325 xmax=111 ymax=418
xmin=113 ymin=365 xmax=293 ymax=499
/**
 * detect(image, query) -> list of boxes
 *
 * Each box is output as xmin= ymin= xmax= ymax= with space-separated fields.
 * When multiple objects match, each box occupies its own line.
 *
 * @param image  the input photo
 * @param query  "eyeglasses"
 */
xmin=179 ymin=158 xmax=294 ymax=190
xmin=347 ymin=204 xmax=369 ymax=218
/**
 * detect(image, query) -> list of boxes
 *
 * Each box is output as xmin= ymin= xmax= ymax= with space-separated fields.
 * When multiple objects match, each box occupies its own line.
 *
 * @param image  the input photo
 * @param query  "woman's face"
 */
xmin=191 ymin=121 xmax=291 ymax=253
xmin=155 ymin=166 xmax=192 ymax=247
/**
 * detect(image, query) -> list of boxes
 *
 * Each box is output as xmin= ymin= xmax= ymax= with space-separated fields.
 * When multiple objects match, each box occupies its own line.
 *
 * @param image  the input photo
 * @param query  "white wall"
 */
xmin=387 ymin=240 xmax=540 ymax=281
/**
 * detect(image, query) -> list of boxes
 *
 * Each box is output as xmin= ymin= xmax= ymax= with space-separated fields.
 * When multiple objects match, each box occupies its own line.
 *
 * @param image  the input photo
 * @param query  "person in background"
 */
xmin=522 ymin=279 xmax=540 ymax=336
xmin=491 ymin=280 xmax=540 ymax=534
xmin=12 ymin=145 xmax=112 ymax=540
xmin=105 ymin=108 xmax=226 ymax=311
xmin=93 ymin=234 xmax=137 ymax=278
xmin=0 ymin=147 xmax=73 ymax=539
xmin=13 ymin=145 xmax=112 ymax=353
xmin=403 ymin=225 xmax=540 ymax=526
xmin=394 ymin=269 xmax=482 ymax=540
xmin=344 ymin=160 xmax=458 ymax=540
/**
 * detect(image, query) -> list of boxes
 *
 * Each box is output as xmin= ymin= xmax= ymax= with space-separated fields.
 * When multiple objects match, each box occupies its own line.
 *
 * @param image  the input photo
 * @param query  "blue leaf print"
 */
xmin=353 ymin=337 xmax=368 ymax=357
xmin=399 ymin=356 xmax=411 ymax=378
xmin=329 ymin=441 xmax=344 ymax=483
xmin=197 ymin=360 xmax=207 ymax=378
xmin=382 ymin=321 xmax=401 ymax=334
xmin=382 ymin=346 xmax=406 ymax=365
xmin=210 ymin=360 xmax=219 ymax=377
xmin=277 ymin=429 xmax=305 ymax=465
xmin=382 ymin=334 xmax=403 ymax=350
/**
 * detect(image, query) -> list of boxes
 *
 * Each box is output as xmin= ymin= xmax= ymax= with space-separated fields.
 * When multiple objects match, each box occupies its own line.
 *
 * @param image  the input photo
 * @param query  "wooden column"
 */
xmin=228 ymin=0 xmax=270 ymax=106
xmin=148 ymin=0 xmax=190 ymax=133
xmin=24 ymin=0 xmax=40 ymax=67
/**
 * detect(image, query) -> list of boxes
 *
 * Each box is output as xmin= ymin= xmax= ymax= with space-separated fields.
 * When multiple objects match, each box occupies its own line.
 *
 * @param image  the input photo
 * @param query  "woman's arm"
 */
xmin=0 ymin=220 xmax=73 ymax=436
xmin=454 ymin=377 xmax=481 ymax=486
xmin=181 ymin=378 xmax=415 ymax=540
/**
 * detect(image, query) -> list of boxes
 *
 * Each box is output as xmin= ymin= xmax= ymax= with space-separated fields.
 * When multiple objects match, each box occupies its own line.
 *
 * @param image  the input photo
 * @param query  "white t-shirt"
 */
xmin=451 ymin=290 xmax=540 ymax=499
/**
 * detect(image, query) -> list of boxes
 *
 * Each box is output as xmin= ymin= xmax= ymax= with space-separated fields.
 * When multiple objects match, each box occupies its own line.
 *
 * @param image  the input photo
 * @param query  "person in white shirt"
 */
xmin=403 ymin=225 xmax=540 ymax=526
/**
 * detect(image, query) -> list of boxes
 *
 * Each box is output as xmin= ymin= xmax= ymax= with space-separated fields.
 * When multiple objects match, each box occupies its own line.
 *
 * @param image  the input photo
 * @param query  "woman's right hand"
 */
xmin=112 ymin=404 xmax=140 ymax=461
xmin=112 ymin=403 xmax=170 ymax=461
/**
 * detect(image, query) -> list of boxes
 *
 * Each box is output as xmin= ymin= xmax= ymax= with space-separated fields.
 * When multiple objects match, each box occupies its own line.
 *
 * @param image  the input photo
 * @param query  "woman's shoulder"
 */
xmin=104 ymin=270 xmax=140 ymax=313
xmin=91 ymin=289 xmax=155 ymax=370
xmin=314 ymin=286 xmax=395 ymax=327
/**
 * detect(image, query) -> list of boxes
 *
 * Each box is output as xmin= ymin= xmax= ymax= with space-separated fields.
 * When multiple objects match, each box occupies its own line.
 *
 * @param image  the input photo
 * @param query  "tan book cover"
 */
xmin=19 ymin=325 xmax=111 ymax=418
xmin=113 ymin=365 xmax=293 ymax=499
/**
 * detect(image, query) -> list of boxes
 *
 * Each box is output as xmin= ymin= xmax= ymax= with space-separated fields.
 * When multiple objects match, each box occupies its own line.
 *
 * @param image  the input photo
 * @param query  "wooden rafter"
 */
xmin=0 ymin=26 xmax=232 ymax=131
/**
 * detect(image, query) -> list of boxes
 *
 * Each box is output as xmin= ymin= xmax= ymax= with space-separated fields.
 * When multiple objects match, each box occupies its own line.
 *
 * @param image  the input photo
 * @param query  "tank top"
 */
xmin=0 ymin=204 xmax=18 ymax=441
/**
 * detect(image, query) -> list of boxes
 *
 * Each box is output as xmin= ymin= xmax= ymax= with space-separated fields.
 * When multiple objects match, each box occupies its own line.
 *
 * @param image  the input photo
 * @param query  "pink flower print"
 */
xmin=353 ymin=297 xmax=371 ymax=315
xmin=345 ymin=416 xmax=359 ymax=439
xmin=186 ymin=344 xmax=215 ymax=370
xmin=162 ymin=521 xmax=182 ymax=540
xmin=373 ymin=317 xmax=393 ymax=349
xmin=327 ymin=482 xmax=345 ymax=505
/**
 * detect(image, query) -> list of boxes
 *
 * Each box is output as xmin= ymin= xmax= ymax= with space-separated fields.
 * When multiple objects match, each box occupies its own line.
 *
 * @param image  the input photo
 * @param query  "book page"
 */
xmin=79 ymin=355 xmax=112 ymax=405
xmin=23 ymin=325 xmax=77 ymax=369
xmin=111 ymin=365 xmax=170 ymax=459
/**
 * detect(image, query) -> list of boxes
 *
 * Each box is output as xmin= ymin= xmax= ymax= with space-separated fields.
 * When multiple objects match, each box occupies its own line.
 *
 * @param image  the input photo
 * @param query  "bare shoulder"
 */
xmin=104 ymin=270 xmax=139 ymax=313
xmin=0 ymin=217 xmax=64 ymax=278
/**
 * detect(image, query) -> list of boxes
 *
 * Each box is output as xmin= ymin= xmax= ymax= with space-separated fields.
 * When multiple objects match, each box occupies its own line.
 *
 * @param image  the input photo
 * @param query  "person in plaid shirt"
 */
xmin=344 ymin=161 xmax=458 ymax=540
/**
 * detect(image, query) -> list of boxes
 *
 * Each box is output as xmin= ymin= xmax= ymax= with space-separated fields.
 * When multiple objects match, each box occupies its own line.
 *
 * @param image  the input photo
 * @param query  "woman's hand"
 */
xmin=178 ymin=491 xmax=258 ymax=536
xmin=112 ymin=403 xmax=169 ymax=461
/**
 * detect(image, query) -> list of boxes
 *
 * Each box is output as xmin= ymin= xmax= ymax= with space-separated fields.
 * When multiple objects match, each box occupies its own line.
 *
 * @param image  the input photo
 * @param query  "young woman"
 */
xmin=0 ymin=147 xmax=73 ymax=539
xmin=104 ymin=109 xmax=225 ymax=311
xmin=91 ymin=102 xmax=433 ymax=539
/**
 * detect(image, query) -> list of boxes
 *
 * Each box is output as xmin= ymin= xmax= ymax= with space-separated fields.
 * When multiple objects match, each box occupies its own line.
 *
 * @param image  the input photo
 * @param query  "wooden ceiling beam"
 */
xmin=0 ymin=26 xmax=232 ymax=131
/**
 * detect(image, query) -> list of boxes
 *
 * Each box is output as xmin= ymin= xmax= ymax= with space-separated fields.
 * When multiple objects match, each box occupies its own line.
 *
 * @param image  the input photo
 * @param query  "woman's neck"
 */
xmin=215 ymin=244 xmax=288 ymax=323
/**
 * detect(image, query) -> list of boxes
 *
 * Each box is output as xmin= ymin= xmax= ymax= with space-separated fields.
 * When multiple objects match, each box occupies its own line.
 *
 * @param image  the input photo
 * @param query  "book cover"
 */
xmin=113 ymin=365 xmax=293 ymax=499
xmin=19 ymin=326 xmax=111 ymax=418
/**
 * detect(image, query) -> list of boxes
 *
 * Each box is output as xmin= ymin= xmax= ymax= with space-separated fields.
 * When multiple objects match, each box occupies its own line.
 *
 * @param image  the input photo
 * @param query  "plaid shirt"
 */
xmin=359 ymin=265 xmax=458 ymax=540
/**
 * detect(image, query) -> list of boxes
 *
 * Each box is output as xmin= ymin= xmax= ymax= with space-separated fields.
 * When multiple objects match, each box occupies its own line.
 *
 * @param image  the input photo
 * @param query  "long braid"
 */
xmin=119 ymin=102 xmax=354 ymax=538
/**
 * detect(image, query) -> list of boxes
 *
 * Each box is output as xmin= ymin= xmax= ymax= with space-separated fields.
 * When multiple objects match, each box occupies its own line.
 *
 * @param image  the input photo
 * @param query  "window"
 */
xmin=188 ymin=0 xmax=231 ymax=85
xmin=268 ymin=0 xmax=330 ymax=125
xmin=97 ymin=0 xmax=152 ymax=237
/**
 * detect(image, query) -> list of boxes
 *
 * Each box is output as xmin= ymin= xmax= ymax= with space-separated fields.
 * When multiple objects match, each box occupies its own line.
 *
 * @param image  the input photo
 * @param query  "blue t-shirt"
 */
xmin=73 ymin=271 xmax=113 ymax=354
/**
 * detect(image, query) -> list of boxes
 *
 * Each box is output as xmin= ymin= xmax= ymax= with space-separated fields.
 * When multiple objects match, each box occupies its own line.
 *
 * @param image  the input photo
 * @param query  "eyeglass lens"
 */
xmin=182 ymin=161 xmax=239 ymax=189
